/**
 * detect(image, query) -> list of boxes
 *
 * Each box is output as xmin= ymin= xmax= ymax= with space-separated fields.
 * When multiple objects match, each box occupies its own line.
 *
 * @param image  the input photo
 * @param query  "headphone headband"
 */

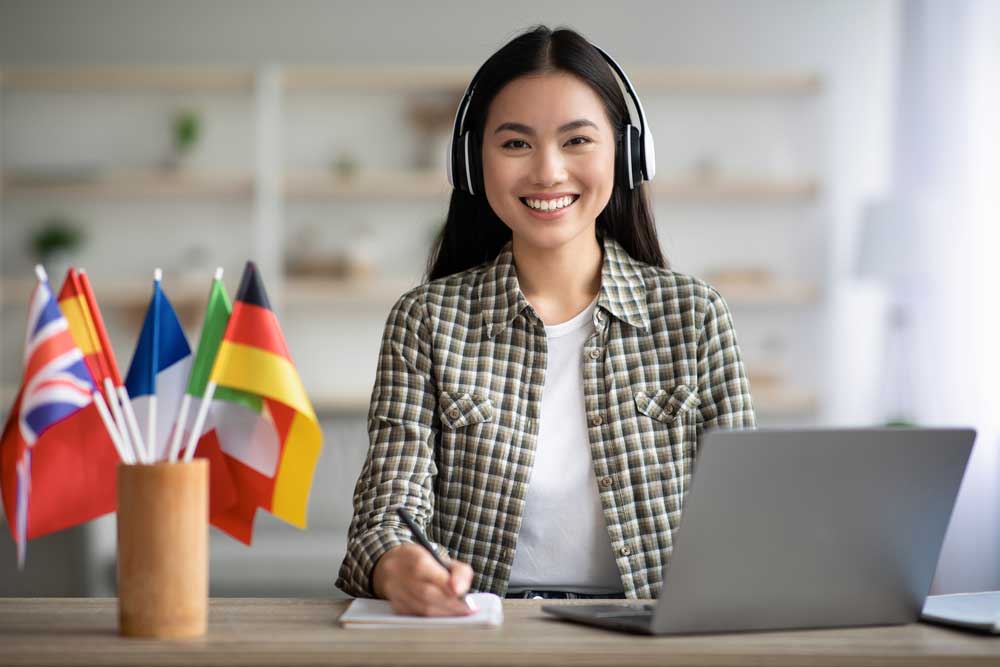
xmin=447 ymin=39 xmax=656 ymax=194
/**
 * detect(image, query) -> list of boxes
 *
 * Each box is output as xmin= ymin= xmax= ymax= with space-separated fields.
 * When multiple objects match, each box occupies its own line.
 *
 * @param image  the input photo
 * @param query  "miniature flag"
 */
xmin=57 ymin=269 xmax=114 ymax=388
xmin=207 ymin=261 xmax=322 ymax=540
xmin=0 ymin=270 xmax=119 ymax=566
xmin=170 ymin=272 xmax=250 ymax=539
xmin=124 ymin=275 xmax=192 ymax=461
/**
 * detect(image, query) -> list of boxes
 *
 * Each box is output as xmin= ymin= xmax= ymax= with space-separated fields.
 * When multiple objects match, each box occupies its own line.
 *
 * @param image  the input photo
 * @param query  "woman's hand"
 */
xmin=371 ymin=543 xmax=476 ymax=616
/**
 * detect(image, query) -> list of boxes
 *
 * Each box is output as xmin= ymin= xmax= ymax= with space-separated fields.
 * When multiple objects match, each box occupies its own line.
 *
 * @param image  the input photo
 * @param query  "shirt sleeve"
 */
xmin=336 ymin=290 xmax=448 ymax=598
xmin=697 ymin=287 xmax=757 ymax=430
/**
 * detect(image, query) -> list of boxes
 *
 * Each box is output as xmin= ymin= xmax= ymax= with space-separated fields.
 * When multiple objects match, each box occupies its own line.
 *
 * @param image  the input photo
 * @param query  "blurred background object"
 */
xmin=0 ymin=0 xmax=997 ymax=598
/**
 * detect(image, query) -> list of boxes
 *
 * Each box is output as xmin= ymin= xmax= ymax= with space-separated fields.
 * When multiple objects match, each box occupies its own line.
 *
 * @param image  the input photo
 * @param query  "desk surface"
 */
xmin=1 ymin=598 xmax=997 ymax=667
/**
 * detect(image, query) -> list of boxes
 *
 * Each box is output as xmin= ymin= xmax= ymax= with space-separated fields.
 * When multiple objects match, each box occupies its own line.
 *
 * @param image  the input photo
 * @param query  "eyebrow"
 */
xmin=493 ymin=119 xmax=599 ymax=135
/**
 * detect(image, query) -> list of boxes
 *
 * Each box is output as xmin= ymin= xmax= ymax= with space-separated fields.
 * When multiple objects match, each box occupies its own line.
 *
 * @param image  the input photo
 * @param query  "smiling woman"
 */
xmin=337 ymin=25 xmax=756 ymax=616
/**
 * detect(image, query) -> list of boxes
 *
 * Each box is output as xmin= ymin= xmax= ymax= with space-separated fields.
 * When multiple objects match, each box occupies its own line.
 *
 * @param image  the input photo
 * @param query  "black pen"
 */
xmin=396 ymin=507 xmax=476 ymax=611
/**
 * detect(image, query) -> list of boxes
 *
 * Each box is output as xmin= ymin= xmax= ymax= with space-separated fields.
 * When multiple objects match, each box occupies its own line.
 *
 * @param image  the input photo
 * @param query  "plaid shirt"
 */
xmin=336 ymin=237 xmax=756 ymax=599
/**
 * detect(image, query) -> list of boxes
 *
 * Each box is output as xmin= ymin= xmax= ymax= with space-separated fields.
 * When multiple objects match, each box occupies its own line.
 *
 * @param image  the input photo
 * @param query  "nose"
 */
xmin=530 ymin=143 xmax=567 ymax=188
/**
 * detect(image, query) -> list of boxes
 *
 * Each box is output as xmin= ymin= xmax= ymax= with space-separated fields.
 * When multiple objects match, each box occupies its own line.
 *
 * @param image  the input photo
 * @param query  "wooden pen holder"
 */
xmin=116 ymin=460 xmax=208 ymax=638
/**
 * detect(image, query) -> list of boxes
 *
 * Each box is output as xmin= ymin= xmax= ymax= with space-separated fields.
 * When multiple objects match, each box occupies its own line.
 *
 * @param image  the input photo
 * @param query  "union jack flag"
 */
xmin=12 ymin=272 xmax=96 ymax=567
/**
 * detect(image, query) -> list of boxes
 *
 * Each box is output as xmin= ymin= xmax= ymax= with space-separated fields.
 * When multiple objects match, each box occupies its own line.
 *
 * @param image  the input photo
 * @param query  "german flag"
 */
xmin=208 ymin=262 xmax=322 ymax=533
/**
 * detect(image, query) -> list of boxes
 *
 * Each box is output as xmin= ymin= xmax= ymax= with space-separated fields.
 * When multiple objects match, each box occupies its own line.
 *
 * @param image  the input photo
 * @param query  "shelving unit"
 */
xmin=1 ymin=62 xmax=826 ymax=425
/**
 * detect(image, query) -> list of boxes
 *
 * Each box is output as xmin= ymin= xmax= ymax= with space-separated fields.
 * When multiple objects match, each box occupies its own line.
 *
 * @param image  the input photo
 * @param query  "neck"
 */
xmin=512 ymin=232 xmax=603 ymax=308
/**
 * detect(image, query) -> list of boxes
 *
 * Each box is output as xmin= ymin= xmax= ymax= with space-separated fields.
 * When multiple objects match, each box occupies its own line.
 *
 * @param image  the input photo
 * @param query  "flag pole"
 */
xmin=166 ymin=395 xmax=191 ymax=463
xmin=119 ymin=385 xmax=149 ymax=463
xmin=103 ymin=378 xmax=138 ymax=464
xmin=92 ymin=390 xmax=134 ymax=464
xmin=182 ymin=380 xmax=217 ymax=463
xmin=148 ymin=268 xmax=162 ymax=461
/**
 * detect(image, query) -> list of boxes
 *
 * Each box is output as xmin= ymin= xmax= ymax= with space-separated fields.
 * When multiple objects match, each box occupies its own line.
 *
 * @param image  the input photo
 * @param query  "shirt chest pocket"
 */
xmin=633 ymin=384 xmax=702 ymax=425
xmin=632 ymin=384 xmax=702 ymax=471
xmin=436 ymin=388 xmax=499 ymax=488
xmin=439 ymin=389 xmax=494 ymax=429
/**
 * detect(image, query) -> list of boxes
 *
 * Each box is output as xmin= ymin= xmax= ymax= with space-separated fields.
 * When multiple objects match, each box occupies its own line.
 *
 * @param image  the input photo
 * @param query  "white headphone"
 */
xmin=447 ymin=41 xmax=656 ymax=195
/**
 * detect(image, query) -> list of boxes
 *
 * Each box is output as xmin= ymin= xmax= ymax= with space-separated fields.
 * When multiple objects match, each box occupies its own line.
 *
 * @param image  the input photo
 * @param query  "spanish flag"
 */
xmin=57 ymin=269 xmax=120 ymax=388
xmin=208 ymin=262 xmax=322 ymax=537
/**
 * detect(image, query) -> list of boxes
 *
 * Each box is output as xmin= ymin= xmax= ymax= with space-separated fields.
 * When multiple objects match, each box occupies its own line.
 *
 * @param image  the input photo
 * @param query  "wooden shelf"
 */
xmin=752 ymin=385 xmax=819 ymax=416
xmin=1 ymin=169 xmax=254 ymax=199
xmin=2 ymin=383 xmax=815 ymax=420
xmin=284 ymin=66 xmax=471 ymax=92
xmin=650 ymin=177 xmax=818 ymax=201
xmin=0 ymin=67 xmax=254 ymax=91
xmin=712 ymin=280 xmax=820 ymax=306
xmin=285 ymin=169 xmax=818 ymax=202
xmin=0 ymin=277 xmax=416 ymax=308
xmin=285 ymin=169 xmax=449 ymax=200
xmin=0 ymin=169 xmax=817 ymax=202
xmin=283 ymin=277 xmax=416 ymax=305
xmin=0 ymin=276 xmax=815 ymax=308
xmin=0 ymin=277 xmax=213 ymax=308
xmin=283 ymin=65 xmax=821 ymax=94
xmin=630 ymin=67 xmax=821 ymax=94
xmin=0 ymin=65 xmax=820 ymax=95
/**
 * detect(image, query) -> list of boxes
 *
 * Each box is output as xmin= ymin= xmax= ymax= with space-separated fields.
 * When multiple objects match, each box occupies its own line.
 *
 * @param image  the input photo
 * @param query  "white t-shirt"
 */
xmin=508 ymin=294 xmax=624 ymax=594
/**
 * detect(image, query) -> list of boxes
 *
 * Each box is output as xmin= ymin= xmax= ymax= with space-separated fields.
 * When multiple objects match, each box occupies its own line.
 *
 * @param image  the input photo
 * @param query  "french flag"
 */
xmin=124 ymin=271 xmax=192 ymax=462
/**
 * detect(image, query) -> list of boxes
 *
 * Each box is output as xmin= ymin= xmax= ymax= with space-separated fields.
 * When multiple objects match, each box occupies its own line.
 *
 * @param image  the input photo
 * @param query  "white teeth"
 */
xmin=523 ymin=196 xmax=576 ymax=211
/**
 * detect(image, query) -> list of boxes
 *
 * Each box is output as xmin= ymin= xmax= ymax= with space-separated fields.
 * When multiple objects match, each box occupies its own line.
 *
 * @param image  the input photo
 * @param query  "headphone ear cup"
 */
xmin=615 ymin=129 xmax=629 ymax=190
xmin=627 ymin=125 xmax=643 ymax=190
xmin=617 ymin=125 xmax=643 ymax=190
xmin=452 ymin=131 xmax=468 ymax=193
xmin=466 ymin=132 xmax=484 ymax=196
xmin=453 ymin=131 xmax=483 ymax=195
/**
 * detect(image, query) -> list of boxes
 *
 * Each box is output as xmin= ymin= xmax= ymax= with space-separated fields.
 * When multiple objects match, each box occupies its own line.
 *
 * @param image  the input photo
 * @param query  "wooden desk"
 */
xmin=1 ymin=598 xmax=997 ymax=666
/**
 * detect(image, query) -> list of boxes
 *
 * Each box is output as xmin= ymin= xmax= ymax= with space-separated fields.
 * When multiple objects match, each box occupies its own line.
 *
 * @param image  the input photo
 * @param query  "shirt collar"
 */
xmin=477 ymin=236 xmax=649 ymax=339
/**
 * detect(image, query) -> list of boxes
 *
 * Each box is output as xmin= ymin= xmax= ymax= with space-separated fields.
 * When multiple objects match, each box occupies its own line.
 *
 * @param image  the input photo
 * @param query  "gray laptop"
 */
xmin=543 ymin=427 xmax=975 ymax=635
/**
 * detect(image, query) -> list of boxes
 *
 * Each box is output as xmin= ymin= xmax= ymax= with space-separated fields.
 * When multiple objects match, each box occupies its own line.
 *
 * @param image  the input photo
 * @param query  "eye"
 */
xmin=502 ymin=139 xmax=530 ymax=150
xmin=566 ymin=136 xmax=593 ymax=146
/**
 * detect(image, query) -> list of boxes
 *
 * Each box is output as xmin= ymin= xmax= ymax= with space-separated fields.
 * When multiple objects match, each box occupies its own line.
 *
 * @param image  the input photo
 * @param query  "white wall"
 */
xmin=1 ymin=0 xmax=913 ymax=596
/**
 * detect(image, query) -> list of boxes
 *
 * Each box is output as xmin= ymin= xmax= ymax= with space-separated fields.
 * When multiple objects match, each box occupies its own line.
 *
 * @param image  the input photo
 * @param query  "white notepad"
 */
xmin=339 ymin=592 xmax=503 ymax=628
xmin=921 ymin=591 xmax=1000 ymax=634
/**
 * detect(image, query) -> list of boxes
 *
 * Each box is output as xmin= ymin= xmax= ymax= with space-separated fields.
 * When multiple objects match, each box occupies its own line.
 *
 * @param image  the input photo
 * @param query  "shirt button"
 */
xmin=599 ymin=476 xmax=613 ymax=489
xmin=590 ymin=414 xmax=604 ymax=426
xmin=620 ymin=546 xmax=631 ymax=557
xmin=596 ymin=310 xmax=604 ymax=322
xmin=588 ymin=348 xmax=602 ymax=360
xmin=447 ymin=407 xmax=460 ymax=419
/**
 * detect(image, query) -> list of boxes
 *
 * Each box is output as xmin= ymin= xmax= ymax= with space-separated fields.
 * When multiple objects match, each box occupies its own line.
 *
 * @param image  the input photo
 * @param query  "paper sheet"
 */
xmin=339 ymin=592 xmax=503 ymax=628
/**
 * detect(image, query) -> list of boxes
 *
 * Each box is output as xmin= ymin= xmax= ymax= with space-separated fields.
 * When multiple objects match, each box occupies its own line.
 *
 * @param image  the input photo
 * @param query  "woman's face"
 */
xmin=481 ymin=71 xmax=616 ymax=252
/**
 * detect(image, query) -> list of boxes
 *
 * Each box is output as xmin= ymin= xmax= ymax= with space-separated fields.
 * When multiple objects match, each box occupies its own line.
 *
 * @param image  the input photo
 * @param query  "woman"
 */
xmin=337 ymin=25 xmax=756 ymax=615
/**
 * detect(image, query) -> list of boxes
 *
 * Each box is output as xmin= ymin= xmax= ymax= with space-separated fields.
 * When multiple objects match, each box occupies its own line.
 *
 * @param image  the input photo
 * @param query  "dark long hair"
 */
xmin=424 ymin=25 xmax=667 ymax=282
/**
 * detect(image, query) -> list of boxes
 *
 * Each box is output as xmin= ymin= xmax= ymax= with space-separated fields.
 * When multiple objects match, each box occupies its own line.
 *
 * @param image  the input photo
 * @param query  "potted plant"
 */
xmin=30 ymin=215 xmax=84 ymax=279
xmin=166 ymin=109 xmax=202 ymax=170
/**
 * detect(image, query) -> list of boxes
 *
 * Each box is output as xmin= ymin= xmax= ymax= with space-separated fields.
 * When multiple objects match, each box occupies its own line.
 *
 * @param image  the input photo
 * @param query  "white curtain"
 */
xmin=890 ymin=0 xmax=1000 ymax=593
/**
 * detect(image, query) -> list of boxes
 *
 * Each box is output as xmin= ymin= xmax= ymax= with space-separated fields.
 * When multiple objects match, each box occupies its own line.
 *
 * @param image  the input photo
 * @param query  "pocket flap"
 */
xmin=634 ymin=384 xmax=701 ymax=424
xmin=439 ymin=389 xmax=494 ymax=429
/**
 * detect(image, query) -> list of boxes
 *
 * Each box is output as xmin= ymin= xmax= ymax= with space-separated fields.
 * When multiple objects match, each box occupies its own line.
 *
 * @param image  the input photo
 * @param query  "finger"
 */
xmin=414 ymin=582 xmax=476 ymax=617
xmin=448 ymin=560 xmax=474 ymax=596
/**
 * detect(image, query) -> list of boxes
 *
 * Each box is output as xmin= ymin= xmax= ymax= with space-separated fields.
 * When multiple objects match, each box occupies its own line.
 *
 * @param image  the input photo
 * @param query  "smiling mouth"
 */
xmin=518 ymin=194 xmax=580 ymax=213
